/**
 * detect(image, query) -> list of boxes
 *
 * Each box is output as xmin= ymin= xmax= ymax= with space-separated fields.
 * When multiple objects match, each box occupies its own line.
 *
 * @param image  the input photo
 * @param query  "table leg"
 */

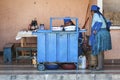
xmin=21 ymin=37 xmax=27 ymax=56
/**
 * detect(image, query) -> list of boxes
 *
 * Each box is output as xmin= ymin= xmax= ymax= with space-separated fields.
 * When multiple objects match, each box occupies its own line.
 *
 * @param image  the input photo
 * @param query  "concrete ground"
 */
xmin=0 ymin=64 xmax=120 ymax=80
xmin=0 ymin=53 xmax=120 ymax=80
xmin=0 ymin=53 xmax=120 ymax=74
xmin=0 ymin=64 xmax=120 ymax=74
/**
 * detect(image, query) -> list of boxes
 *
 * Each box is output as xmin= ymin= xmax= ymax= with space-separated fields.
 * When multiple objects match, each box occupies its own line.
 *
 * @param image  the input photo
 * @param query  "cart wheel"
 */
xmin=37 ymin=64 xmax=45 ymax=71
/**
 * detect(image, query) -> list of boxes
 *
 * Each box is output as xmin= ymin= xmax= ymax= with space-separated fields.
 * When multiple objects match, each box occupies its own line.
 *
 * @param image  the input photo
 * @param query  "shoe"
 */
xmin=89 ymin=66 xmax=96 ymax=71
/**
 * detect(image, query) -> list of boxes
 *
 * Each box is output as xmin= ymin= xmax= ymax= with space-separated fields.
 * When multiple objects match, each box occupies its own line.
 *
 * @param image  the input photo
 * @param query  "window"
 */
xmin=103 ymin=0 xmax=120 ymax=26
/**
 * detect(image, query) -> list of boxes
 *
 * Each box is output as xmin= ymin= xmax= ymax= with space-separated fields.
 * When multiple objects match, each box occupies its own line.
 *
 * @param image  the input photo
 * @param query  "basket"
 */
xmin=45 ymin=63 xmax=59 ymax=70
xmin=61 ymin=63 xmax=76 ymax=70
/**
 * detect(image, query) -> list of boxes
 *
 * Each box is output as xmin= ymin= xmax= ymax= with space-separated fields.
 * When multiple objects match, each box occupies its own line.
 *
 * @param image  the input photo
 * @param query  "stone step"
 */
xmin=0 ymin=65 xmax=120 ymax=80
xmin=0 ymin=73 xmax=120 ymax=80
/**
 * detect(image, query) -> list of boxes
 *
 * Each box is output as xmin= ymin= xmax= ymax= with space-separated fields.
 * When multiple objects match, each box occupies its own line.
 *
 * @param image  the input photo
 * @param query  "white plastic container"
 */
xmin=78 ymin=55 xmax=86 ymax=69
xmin=64 ymin=26 xmax=76 ymax=31
xmin=52 ymin=27 xmax=63 ymax=31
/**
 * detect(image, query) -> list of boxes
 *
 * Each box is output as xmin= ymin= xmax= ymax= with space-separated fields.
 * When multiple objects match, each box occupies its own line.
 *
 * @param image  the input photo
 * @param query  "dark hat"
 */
xmin=64 ymin=17 xmax=71 ymax=24
xmin=91 ymin=5 xmax=100 ymax=11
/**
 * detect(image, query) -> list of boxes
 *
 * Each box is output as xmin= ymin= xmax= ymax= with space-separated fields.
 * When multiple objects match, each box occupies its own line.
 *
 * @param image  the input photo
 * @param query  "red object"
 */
xmin=61 ymin=63 xmax=76 ymax=70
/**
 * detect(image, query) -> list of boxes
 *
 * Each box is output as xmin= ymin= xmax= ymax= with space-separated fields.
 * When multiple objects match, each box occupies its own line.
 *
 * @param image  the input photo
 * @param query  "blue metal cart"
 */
xmin=33 ymin=17 xmax=86 ymax=70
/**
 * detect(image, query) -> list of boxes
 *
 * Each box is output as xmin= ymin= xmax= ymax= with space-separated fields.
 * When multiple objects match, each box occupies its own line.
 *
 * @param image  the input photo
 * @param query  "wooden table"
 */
xmin=16 ymin=31 xmax=37 ymax=47
xmin=15 ymin=31 xmax=37 ymax=61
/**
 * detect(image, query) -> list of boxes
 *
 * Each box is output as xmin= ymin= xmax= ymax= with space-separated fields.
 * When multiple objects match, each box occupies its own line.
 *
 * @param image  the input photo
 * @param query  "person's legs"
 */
xmin=96 ymin=51 xmax=104 ymax=70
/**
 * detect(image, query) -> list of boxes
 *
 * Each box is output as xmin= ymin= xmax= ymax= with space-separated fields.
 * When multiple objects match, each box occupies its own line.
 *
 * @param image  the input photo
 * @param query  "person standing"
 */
xmin=89 ymin=5 xmax=112 ymax=70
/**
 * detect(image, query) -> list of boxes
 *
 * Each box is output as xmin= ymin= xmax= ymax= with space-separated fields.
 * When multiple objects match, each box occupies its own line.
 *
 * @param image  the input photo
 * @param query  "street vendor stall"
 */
xmin=33 ymin=17 xmax=86 ymax=70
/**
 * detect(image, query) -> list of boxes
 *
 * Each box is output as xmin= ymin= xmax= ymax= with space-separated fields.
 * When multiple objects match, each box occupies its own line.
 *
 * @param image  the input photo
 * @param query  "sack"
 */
xmin=106 ymin=19 xmax=111 ymax=31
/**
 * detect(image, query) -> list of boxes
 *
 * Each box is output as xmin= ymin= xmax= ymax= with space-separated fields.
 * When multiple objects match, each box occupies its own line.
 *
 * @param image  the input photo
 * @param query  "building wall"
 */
xmin=3 ymin=0 xmax=120 ymax=60
xmin=1 ymin=0 xmax=119 ymax=60
xmin=0 ymin=0 xmax=93 ymax=51
xmin=105 ymin=29 xmax=120 ymax=59
xmin=103 ymin=0 xmax=120 ymax=59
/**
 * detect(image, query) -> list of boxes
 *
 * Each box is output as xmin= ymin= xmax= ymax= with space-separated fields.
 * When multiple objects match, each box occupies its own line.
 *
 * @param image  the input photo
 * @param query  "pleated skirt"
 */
xmin=92 ymin=28 xmax=112 ymax=55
